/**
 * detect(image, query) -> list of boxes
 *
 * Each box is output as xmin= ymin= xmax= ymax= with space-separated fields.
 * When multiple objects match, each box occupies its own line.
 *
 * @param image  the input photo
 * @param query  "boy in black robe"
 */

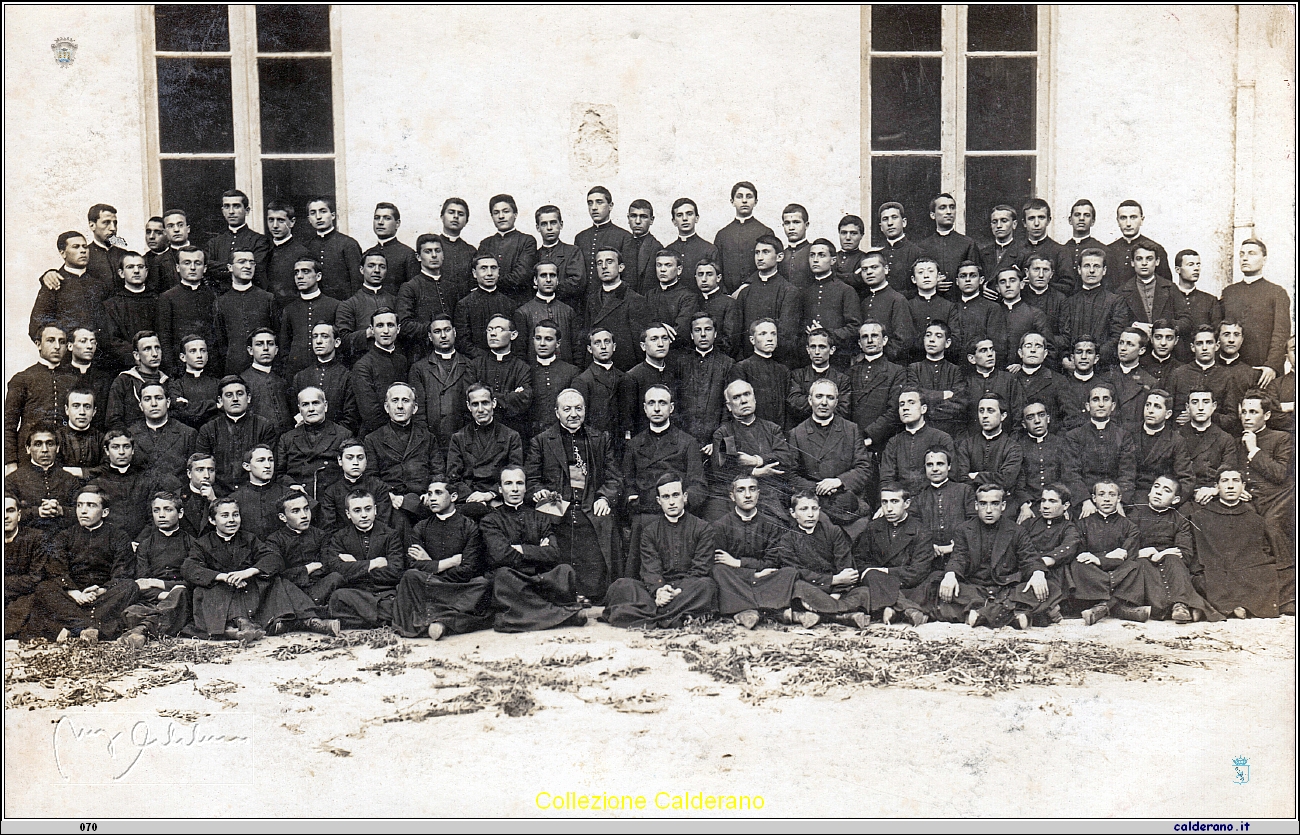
xmin=119 ymin=491 xmax=195 ymax=644
xmin=323 ymin=489 xmax=407 ymax=629
xmin=1067 ymin=480 xmax=1150 ymax=625
xmin=852 ymin=483 xmax=936 ymax=624
xmin=1128 ymin=475 xmax=1221 ymax=623
xmin=1188 ymin=469 xmax=1280 ymax=619
xmin=709 ymin=474 xmax=798 ymax=629
xmin=392 ymin=480 xmax=495 ymax=639
xmin=264 ymin=491 xmax=344 ymax=616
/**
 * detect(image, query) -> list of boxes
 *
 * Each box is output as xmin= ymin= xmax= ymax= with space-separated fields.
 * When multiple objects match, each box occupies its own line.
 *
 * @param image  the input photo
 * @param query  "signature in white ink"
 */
xmin=53 ymin=715 xmax=250 ymax=781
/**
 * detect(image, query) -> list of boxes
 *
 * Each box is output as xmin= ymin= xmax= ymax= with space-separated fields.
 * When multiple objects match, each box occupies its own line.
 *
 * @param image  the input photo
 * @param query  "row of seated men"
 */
xmin=4 ymin=365 xmax=1292 ymax=645
xmin=2 ymin=454 xmax=1283 ymax=647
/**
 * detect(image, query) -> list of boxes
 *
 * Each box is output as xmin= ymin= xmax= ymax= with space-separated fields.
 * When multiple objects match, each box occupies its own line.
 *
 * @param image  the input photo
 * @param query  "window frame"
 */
xmin=138 ymin=4 xmax=348 ymax=233
xmin=860 ymin=4 xmax=1053 ymax=236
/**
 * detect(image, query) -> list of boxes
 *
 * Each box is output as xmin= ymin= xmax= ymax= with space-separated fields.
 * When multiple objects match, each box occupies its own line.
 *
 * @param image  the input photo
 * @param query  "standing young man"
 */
xmin=576 ymin=186 xmax=634 ymax=300
xmin=919 ymin=193 xmax=979 ymax=299
xmin=1220 ymin=238 xmax=1291 ymax=384
xmin=713 ymin=181 xmax=775 ymax=293
xmin=370 ymin=202 xmax=419 ymax=294
xmin=206 ymin=190 xmax=270 ymax=292
xmin=1105 ymin=200 xmax=1172 ymax=291
xmin=876 ymin=202 xmax=925 ymax=297
xmin=436 ymin=197 xmax=478 ymax=288
xmin=477 ymin=194 xmax=538 ymax=307
xmin=263 ymin=201 xmax=311 ymax=305
xmin=304 ymin=196 xmax=363 ymax=301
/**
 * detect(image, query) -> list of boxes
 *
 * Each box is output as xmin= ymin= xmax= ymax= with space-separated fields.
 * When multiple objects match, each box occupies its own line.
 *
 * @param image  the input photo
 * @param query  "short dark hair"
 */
xmin=489 ymin=193 xmax=517 ymax=213
xmin=1117 ymin=199 xmax=1144 ymax=215
xmin=88 ymin=203 xmax=117 ymax=224
xmin=974 ymin=482 xmax=1006 ymax=501
xmin=654 ymin=249 xmax=681 ymax=266
xmin=928 ymin=193 xmax=955 ymax=214
xmin=245 ymin=327 xmax=276 ymax=348
xmin=1069 ymin=198 xmax=1095 ymax=216
xmin=1021 ymin=197 xmax=1051 ymax=219
xmin=133 ymin=330 xmax=160 ymax=351
xmin=57 ymin=230 xmax=86 ymax=252
xmin=789 ymin=489 xmax=819 ymax=509
xmin=878 ymin=201 xmax=905 ymax=219
xmin=1042 ymin=483 xmax=1073 ymax=506
xmin=218 ymin=375 xmax=248 ymax=396
xmin=878 ymin=481 xmax=911 ymax=500
xmin=222 ymin=189 xmax=251 ymax=210
xmin=1240 ymin=389 xmax=1277 ymax=413
xmin=441 ymin=197 xmax=469 ymax=217
xmin=534 ymin=318 xmax=561 ymax=340
xmin=1240 ymin=237 xmax=1268 ymax=257
xmin=179 ymin=333 xmax=207 ymax=352
xmin=654 ymin=471 xmax=685 ymax=493
xmin=670 ymin=197 xmax=696 ymax=216
xmin=308 ymin=195 xmax=337 ymax=214
xmin=990 ymin=204 xmax=1018 ymax=221
xmin=535 ymin=204 xmax=562 ymax=225
xmin=361 ymin=247 xmax=388 ymax=264
xmin=370 ymin=306 xmax=398 ymax=326
xmin=163 ymin=208 xmax=189 ymax=222
xmin=1174 ymin=249 xmax=1199 ymax=268
xmin=415 ymin=232 xmax=441 ymax=253
xmin=782 ymin=203 xmax=809 ymax=223
xmin=587 ymin=185 xmax=612 ymax=202
xmin=471 ymin=252 xmax=499 ymax=270
xmin=838 ymin=214 xmax=864 ymax=233
xmin=730 ymin=181 xmax=757 ymax=200
xmin=630 ymin=198 xmax=654 ymax=215
xmin=187 ymin=452 xmax=217 ymax=470
xmin=102 ymin=427 xmax=134 ymax=450
xmin=265 ymin=201 xmax=295 ymax=220
xmin=810 ymin=237 xmax=836 ymax=256
xmin=374 ymin=201 xmax=400 ymax=221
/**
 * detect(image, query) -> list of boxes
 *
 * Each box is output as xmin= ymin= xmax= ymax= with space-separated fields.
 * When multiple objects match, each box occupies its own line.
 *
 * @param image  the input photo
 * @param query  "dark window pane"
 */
xmin=871 ymin=5 xmax=941 ymax=52
xmin=968 ymin=5 xmax=1037 ymax=52
xmin=161 ymin=158 xmax=236 ymax=245
xmin=256 ymin=5 xmax=331 ymax=53
xmin=258 ymin=58 xmax=334 ymax=154
xmin=965 ymin=156 xmax=1036 ymax=244
xmin=967 ymin=57 xmax=1036 ymax=151
xmin=154 ymin=4 xmax=230 ymax=52
xmin=870 ymin=155 xmax=941 ymax=247
xmin=157 ymin=58 xmax=234 ymax=153
xmin=262 ymin=159 xmax=336 ymax=239
xmin=871 ymin=58 xmax=941 ymax=151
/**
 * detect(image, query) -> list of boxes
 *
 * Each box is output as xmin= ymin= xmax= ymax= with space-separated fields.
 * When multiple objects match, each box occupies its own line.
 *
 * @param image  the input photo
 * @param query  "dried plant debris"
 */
xmin=157 ymin=709 xmax=203 ymax=723
xmin=4 ymin=636 xmax=237 ymax=709
xmin=666 ymin=632 xmax=1202 ymax=698
xmin=1133 ymin=633 xmax=1247 ymax=653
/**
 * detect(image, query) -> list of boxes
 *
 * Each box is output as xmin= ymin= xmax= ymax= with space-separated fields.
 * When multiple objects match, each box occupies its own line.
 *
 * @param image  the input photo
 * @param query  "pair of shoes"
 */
xmin=79 ymin=628 xmax=99 ymax=643
xmin=306 ymin=618 xmax=341 ymax=637
xmin=1081 ymin=603 xmax=1110 ymax=626
xmin=848 ymin=612 xmax=870 ymax=629
xmin=1111 ymin=604 xmax=1151 ymax=623
xmin=906 ymin=609 xmax=928 ymax=627
xmin=234 ymin=618 xmax=265 ymax=642
xmin=795 ymin=610 xmax=820 ymax=629
xmin=1232 ymin=606 xmax=1249 ymax=619
xmin=266 ymin=619 xmax=288 ymax=636
xmin=880 ymin=607 xmax=896 ymax=625
xmin=1171 ymin=603 xmax=1192 ymax=624
xmin=427 ymin=623 xmax=446 ymax=641
xmin=116 ymin=625 xmax=148 ymax=649
xmin=1011 ymin=613 xmax=1030 ymax=630
xmin=732 ymin=610 xmax=760 ymax=630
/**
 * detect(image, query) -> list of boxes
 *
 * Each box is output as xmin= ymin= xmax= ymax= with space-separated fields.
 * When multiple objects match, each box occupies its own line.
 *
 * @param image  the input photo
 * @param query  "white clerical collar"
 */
xmin=862 ymin=352 xmax=883 ymax=363
xmin=649 ymin=422 xmax=671 ymax=434
xmin=232 ymin=282 xmax=254 ymax=292
xmin=442 ymin=233 xmax=460 ymax=243
xmin=1242 ymin=273 xmax=1263 ymax=284
xmin=478 ymin=286 xmax=498 ymax=294
xmin=540 ymin=240 xmax=560 ymax=248
xmin=812 ymin=415 xmax=834 ymax=427
xmin=982 ymin=428 xmax=1003 ymax=440
xmin=994 ymin=238 xmax=1014 ymax=248
xmin=917 ymin=289 xmax=936 ymax=299
xmin=594 ymin=220 xmax=610 ymax=229
xmin=695 ymin=348 xmax=713 ymax=359
xmin=272 ymin=236 xmax=293 ymax=247
xmin=1072 ymin=236 xmax=1091 ymax=244
xmin=497 ymin=229 xmax=515 ymax=237
xmin=435 ymin=350 xmax=456 ymax=360
xmin=753 ymin=351 xmax=774 ymax=360
xmin=659 ymin=280 xmax=680 ymax=292
xmin=1138 ymin=275 xmax=1155 ymax=286
xmin=734 ymin=507 xmax=758 ymax=522
xmin=1073 ymin=370 xmax=1095 ymax=381
xmin=1026 ymin=234 xmax=1046 ymax=245
xmin=146 ymin=418 xmax=168 ymax=430
xmin=810 ymin=364 xmax=830 ymax=374
xmin=594 ymin=360 xmax=613 ymax=370
xmin=251 ymin=362 xmax=272 ymax=373
xmin=1090 ymin=418 xmax=1110 ymax=430
xmin=63 ymin=265 xmax=87 ymax=276
xmin=756 ymin=271 xmax=778 ymax=282
xmin=180 ymin=280 xmax=203 ymax=291
xmin=1143 ymin=424 xmax=1165 ymax=436
xmin=377 ymin=236 xmax=395 ymax=245
xmin=936 ymin=228 xmax=954 ymax=237
xmin=249 ymin=477 xmax=270 ymax=487
xmin=1031 ymin=433 xmax=1048 ymax=443
xmin=886 ymin=235 xmax=905 ymax=246
xmin=36 ymin=357 xmax=59 ymax=370
xmin=645 ymin=357 xmax=665 ymax=371
xmin=812 ymin=272 xmax=833 ymax=283
xmin=125 ymin=284 xmax=147 ymax=294
xmin=186 ymin=368 xmax=204 ymax=378
xmin=170 ymin=243 xmax=189 ymax=251
xmin=1219 ymin=354 xmax=1240 ymax=366
xmin=228 ymin=224 xmax=246 ymax=234
xmin=1195 ymin=359 xmax=1216 ymax=370
xmin=225 ymin=412 xmax=246 ymax=423
xmin=536 ymin=355 xmax=556 ymax=367
xmin=1191 ymin=422 xmax=1212 ymax=432
xmin=535 ymin=293 xmax=556 ymax=303
xmin=84 ymin=521 xmax=104 ymax=532
xmin=317 ymin=228 xmax=335 ymax=237
xmin=300 ymin=289 xmax=322 ymax=300
xmin=93 ymin=238 xmax=111 ymax=250
xmin=960 ymin=293 xmax=980 ymax=303
xmin=217 ymin=530 xmax=236 ymax=542
xmin=678 ymin=234 xmax=696 ymax=243
xmin=868 ymin=284 xmax=889 ymax=295
xmin=976 ymin=368 xmax=994 ymax=378
xmin=787 ymin=238 xmax=807 ymax=249
xmin=1003 ymin=298 xmax=1022 ymax=310
xmin=1219 ymin=498 xmax=1241 ymax=508
xmin=491 ymin=350 xmax=512 ymax=362
xmin=159 ymin=526 xmax=180 ymax=536
xmin=1119 ymin=360 xmax=1139 ymax=373
xmin=1123 ymin=234 xmax=1141 ymax=244
xmin=905 ymin=421 xmax=927 ymax=434
xmin=1020 ymin=364 xmax=1041 ymax=376
xmin=421 ymin=269 xmax=442 ymax=280
xmin=374 ymin=344 xmax=396 ymax=355
xmin=435 ymin=508 xmax=457 ymax=521
xmin=361 ymin=284 xmax=384 ymax=295
xmin=930 ymin=478 xmax=949 ymax=488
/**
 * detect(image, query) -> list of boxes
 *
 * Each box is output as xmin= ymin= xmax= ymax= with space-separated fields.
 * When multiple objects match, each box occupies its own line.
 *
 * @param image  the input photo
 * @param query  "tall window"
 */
xmin=864 ymin=5 xmax=1049 ymax=245
xmin=144 ymin=4 xmax=344 ymax=241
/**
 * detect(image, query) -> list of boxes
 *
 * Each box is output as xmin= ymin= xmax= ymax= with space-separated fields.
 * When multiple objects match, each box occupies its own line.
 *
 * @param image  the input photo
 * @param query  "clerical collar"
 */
xmin=1090 ymin=418 xmax=1110 ymax=430
xmin=886 ymin=235 xmax=906 ymax=246
xmin=677 ymin=234 xmax=696 ymax=243
xmin=62 ymin=265 xmax=86 ymax=277
xmin=602 ymin=280 xmax=623 ymax=293
xmin=862 ymin=352 xmax=883 ymax=363
xmin=30 ymin=460 xmax=53 ymax=473
xmin=300 ymin=288 xmax=322 ymax=300
xmin=435 ymin=349 xmax=456 ymax=360
xmin=217 ymin=530 xmax=236 ymax=542
xmin=904 ymin=420 xmax=927 ymax=434
xmin=353 ymin=523 xmax=374 ymax=533
xmin=374 ymin=344 xmax=396 ymax=355
xmin=1119 ymin=360 xmax=1139 ymax=373
xmin=1191 ymin=421 xmax=1212 ymax=432
xmin=361 ymin=284 xmax=384 ymax=295
xmin=1094 ymin=509 xmax=1118 ymax=520
xmin=695 ymin=348 xmax=713 ymax=359
xmin=490 ymin=350 xmax=512 ymax=362
xmin=1031 ymin=433 xmax=1048 ymax=443
xmin=3 ymin=533 xmax=14 ymax=545
xmin=189 ymin=484 xmax=207 ymax=495
xmin=649 ymin=422 xmax=671 ymax=434
xmin=110 ymin=463 xmax=130 ymax=475
xmin=1073 ymin=370 xmax=1095 ymax=381
xmin=929 ymin=478 xmax=949 ymax=488
xmin=36 ymin=356 xmax=59 ymax=370
xmin=535 ymin=293 xmax=555 ymax=303
xmin=125 ymin=284 xmax=147 ymax=294
xmin=390 ymin=418 xmax=413 ymax=429
xmin=435 ymin=507 xmax=457 ymax=521
xmin=659 ymin=280 xmax=679 ymax=292
xmin=982 ymin=428 xmax=1003 ymax=440
xmin=377 ymin=236 xmax=395 ymax=245
xmin=594 ymin=360 xmax=613 ymax=370
xmin=146 ymin=418 xmax=168 ymax=430
xmin=272 ymin=236 xmax=293 ymax=247
xmin=935 ymin=228 xmax=954 ymax=237
xmin=753 ymin=351 xmax=773 ymax=360
xmin=224 ymin=412 xmax=246 ymax=423
xmin=976 ymin=367 xmax=994 ymax=378
xmin=891 ymin=513 xmax=910 ymax=527
xmin=810 ymin=363 xmax=830 ymax=374
xmin=1242 ymin=273 xmax=1263 ymax=284
xmin=917 ymin=288 xmax=936 ymax=300
xmin=1219 ymin=354 xmax=1240 ymax=366
xmin=1080 ymin=284 xmax=1102 ymax=292
xmin=812 ymin=414 xmax=834 ymax=428
xmin=734 ymin=507 xmax=758 ymax=522
xmin=1003 ymin=298 xmax=1022 ymax=310
xmin=540 ymin=241 xmax=560 ymax=249
xmin=251 ymin=362 xmax=272 ymax=373
xmin=735 ymin=216 xmax=754 ymax=223
xmin=228 ymin=224 xmax=246 ymax=234
xmin=317 ymin=228 xmax=335 ymax=238
xmin=536 ymin=355 xmax=556 ymax=367
xmin=232 ymin=282 xmax=253 ymax=292
xmin=787 ymin=238 xmax=807 ymax=249
xmin=1148 ymin=505 xmax=1172 ymax=514
xmin=181 ymin=280 xmax=203 ymax=291
xmin=961 ymin=293 xmax=980 ymax=302
xmin=442 ymin=233 xmax=461 ymax=243
xmin=868 ymin=284 xmax=889 ymax=295
xmin=1143 ymin=424 xmax=1165 ymax=436
xmin=1026 ymin=233 xmax=1046 ymax=245
xmin=1194 ymin=358 xmax=1216 ymax=370
xmin=83 ymin=521 xmax=104 ymax=532
xmin=249 ymin=476 xmax=270 ymax=487
xmin=1219 ymin=498 xmax=1241 ymax=508
xmin=496 ymin=229 xmax=515 ymax=237
xmin=594 ymin=220 xmax=610 ymax=229
xmin=1071 ymin=236 xmax=1091 ymax=244
xmin=420 ymin=269 xmax=442 ymax=280
xmin=1138 ymin=275 xmax=1155 ymax=285
xmin=186 ymin=368 xmax=204 ymax=378
xmin=478 ymin=285 xmax=498 ymax=294
xmin=1151 ymin=354 xmax=1173 ymax=364
xmin=170 ymin=243 xmax=190 ymax=251
xmin=1123 ymin=234 xmax=1141 ymax=244
xmin=994 ymin=238 xmax=1014 ymax=248
xmin=93 ymin=238 xmax=112 ymax=250
xmin=1020 ymin=364 xmax=1041 ymax=376
xmin=645 ymin=357 xmax=665 ymax=371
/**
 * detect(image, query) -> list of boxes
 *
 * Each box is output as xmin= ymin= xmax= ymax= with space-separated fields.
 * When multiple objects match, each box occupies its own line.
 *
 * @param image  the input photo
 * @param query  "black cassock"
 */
xmin=940 ymin=516 xmax=1057 ymax=626
xmin=264 ymin=525 xmax=345 ymax=607
xmin=780 ymin=517 xmax=871 ymax=616
xmin=4 ymin=528 xmax=50 ymax=638
xmin=323 ymin=522 xmax=407 ymax=628
xmin=852 ymin=514 xmax=938 ymax=616
xmin=122 ymin=526 xmax=192 ymax=636
xmin=602 ymin=512 xmax=718 ymax=629
xmin=24 ymin=524 xmax=139 ymax=640
xmin=392 ymin=511 xmax=495 ymax=637
xmin=1127 ymin=504 xmax=1222 ymax=621
xmin=1066 ymin=512 xmax=1145 ymax=608
xmin=183 ymin=528 xmax=317 ymax=635
xmin=1188 ymin=500 xmax=1280 ymax=619
xmin=709 ymin=510 xmax=799 ymax=616
xmin=480 ymin=503 xmax=584 ymax=633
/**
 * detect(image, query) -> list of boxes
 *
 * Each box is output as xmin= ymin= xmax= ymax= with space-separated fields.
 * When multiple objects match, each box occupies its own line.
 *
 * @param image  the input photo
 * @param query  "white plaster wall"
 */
xmin=4 ymin=5 xmax=147 ymax=381
xmin=334 ymin=5 xmax=863 ymax=257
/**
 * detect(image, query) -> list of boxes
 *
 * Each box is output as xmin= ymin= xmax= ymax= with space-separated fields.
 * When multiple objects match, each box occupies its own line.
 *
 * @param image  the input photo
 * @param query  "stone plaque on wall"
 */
xmin=570 ymin=102 xmax=618 ymax=180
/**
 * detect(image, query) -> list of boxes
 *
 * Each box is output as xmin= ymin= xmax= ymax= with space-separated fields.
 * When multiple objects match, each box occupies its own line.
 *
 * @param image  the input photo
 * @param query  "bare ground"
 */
xmin=4 ymin=613 xmax=1295 ymax=819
